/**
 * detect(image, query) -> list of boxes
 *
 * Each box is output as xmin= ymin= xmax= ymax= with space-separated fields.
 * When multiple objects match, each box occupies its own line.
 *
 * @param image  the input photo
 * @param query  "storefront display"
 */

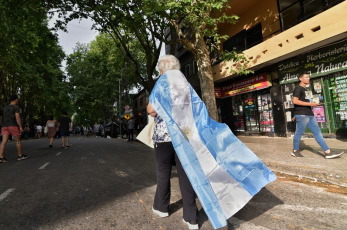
xmin=216 ymin=73 xmax=274 ymax=133
xmin=231 ymin=96 xmax=245 ymax=131
xmin=278 ymin=39 xmax=347 ymax=135
xmin=244 ymin=94 xmax=259 ymax=132
xmin=258 ymin=93 xmax=274 ymax=132
xmin=329 ymin=71 xmax=347 ymax=129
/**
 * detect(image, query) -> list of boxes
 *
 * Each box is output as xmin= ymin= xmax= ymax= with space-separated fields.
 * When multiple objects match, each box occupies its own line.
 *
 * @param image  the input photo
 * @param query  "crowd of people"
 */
xmin=0 ymin=99 xmax=145 ymax=161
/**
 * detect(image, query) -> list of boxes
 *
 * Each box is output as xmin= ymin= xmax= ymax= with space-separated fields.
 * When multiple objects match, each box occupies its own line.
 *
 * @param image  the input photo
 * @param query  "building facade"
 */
xmin=168 ymin=0 xmax=347 ymax=138
xmin=133 ymin=89 xmax=149 ymax=127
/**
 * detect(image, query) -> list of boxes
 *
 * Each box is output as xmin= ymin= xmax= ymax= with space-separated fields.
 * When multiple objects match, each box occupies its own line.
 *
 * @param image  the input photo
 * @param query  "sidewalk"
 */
xmin=237 ymin=136 xmax=347 ymax=187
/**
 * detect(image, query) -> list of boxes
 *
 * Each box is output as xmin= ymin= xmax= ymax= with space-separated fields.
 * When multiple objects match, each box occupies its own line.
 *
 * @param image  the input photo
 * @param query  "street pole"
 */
xmin=119 ymin=78 xmax=121 ymax=137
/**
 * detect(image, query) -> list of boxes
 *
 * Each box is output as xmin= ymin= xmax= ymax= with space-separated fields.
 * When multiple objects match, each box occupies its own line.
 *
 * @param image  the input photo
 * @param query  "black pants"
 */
xmin=128 ymin=129 xmax=134 ymax=140
xmin=153 ymin=142 xmax=198 ymax=221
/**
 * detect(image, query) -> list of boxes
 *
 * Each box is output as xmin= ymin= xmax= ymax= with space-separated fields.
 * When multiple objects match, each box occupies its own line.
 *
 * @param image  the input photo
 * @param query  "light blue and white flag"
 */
xmin=149 ymin=70 xmax=276 ymax=229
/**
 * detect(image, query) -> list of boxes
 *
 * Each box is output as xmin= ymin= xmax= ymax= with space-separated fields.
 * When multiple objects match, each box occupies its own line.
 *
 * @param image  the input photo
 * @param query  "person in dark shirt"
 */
xmin=57 ymin=112 xmax=72 ymax=148
xmin=292 ymin=72 xmax=343 ymax=159
xmin=0 ymin=95 xmax=29 ymax=163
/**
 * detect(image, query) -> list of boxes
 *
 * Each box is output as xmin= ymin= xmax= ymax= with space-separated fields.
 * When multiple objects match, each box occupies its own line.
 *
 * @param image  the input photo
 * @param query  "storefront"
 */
xmin=216 ymin=73 xmax=274 ymax=134
xmin=277 ymin=39 xmax=347 ymax=137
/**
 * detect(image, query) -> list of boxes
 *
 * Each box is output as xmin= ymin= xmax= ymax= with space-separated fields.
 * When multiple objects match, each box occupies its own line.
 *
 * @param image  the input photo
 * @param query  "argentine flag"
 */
xmin=149 ymin=70 xmax=276 ymax=229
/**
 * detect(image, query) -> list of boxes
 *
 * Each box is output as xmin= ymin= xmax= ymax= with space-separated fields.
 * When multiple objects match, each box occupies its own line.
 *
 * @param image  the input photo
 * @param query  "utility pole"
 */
xmin=119 ymin=77 xmax=122 ymax=137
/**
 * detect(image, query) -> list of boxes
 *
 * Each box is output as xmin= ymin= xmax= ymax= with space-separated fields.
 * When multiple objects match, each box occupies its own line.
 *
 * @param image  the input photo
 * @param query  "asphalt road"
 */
xmin=0 ymin=136 xmax=346 ymax=230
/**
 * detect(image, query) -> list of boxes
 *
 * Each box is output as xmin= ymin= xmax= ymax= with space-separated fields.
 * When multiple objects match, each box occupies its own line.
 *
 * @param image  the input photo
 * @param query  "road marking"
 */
xmin=39 ymin=162 xmax=50 ymax=169
xmin=0 ymin=188 xmax=15 ymax=202
xmin=250 ymin=201 xmax=347 ymax=214
xmin=56 ymin=152 xmax=61 ymax=156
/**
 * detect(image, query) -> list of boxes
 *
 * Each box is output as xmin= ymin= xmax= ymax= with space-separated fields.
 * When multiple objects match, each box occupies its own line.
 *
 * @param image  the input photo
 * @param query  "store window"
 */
xmin=223 ymin=23 xmax=263 ymax=52
xmin=232 ymin=96 xmax=245 ymax=131
xmin=258 ymin=93 xmax=274 ymax=132
xmin=327 ymin=71 xmax=347 ymax=131
xmin=282 ymin=78 xmax=328 ymax=133
xmin=230 ymin=90 xmax=274 ymax=133
xmin=278 ymin=0 xmax=344 ymax=31
xmin=192 ymin=60 xmax=198 ymax=74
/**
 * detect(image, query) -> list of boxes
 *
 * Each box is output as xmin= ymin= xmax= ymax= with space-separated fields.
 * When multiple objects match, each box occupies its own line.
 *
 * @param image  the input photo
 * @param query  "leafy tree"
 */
xmin=148 ymin=0 xmax=248 ymax=120
xmin=0 ymin=0 xmax=71 ymax=125
xmin=48 ymin=0 xmax=165 ymax=92
xmin=48 ymin=0 xmax=249 ymax=120
xmin=66 ymin=34 xmax=139 ymax=126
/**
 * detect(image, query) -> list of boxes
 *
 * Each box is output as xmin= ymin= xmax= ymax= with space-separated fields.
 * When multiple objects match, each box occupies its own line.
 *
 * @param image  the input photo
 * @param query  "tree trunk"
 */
xmin=194 ymin=36 xmax=219 ymax=121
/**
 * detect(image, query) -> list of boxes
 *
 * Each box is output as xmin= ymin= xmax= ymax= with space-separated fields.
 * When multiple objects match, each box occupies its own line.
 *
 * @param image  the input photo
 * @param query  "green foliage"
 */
xmin=150 ymin=0 xmax=239 ymax=52
xmin=49 ymin=0 xmax=165 ymax=91
xmin=66 ymin=33 xmax=139 ymax=126
xmin=223 ymin=50 xmax=253 ymax=75
xmin=0 ymin=0 xmax=71 ymax=125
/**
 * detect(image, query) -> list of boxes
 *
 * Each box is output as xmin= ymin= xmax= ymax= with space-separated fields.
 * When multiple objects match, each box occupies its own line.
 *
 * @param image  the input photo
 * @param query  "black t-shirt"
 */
xmin=293 ymin=85 xmax=314 ymax=116
xmin=58 ymin=116 xmax=71 ymax=131
xmin=2 ymin=104 xmax=20 ymax=127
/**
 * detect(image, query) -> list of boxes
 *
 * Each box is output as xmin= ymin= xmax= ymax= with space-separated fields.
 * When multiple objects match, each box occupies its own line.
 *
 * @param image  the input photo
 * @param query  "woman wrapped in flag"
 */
xmin=146 ymin=55 xmax=276 ymax=229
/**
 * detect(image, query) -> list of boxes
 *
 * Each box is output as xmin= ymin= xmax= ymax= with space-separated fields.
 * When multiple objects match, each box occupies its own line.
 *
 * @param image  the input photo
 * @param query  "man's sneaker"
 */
xmin=17 ymin=155 xmax=29 ymax=161
xmin=0 ymin=157 xmax=7 ymax=163
xmin=325 ymin=151 xmax=343 ymax=159
xmin=152 ymin=206 xmax=169 ymax=218
xmin=183 ymin=219 xmax=199 ymax=230
xmin=291 ymin=150 xmax=304 ymax=157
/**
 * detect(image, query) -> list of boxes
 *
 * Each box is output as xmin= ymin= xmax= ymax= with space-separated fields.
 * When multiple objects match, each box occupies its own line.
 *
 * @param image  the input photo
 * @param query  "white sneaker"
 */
xmin=152 ymin=206 xmax=169 ymax=218
xmin=183 ymin=219 xmax=199 ymax=229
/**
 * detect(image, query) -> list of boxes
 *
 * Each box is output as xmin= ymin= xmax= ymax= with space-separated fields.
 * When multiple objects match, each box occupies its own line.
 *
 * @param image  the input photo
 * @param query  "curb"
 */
xmin=265 ymin=160 xmax=347 ymax=188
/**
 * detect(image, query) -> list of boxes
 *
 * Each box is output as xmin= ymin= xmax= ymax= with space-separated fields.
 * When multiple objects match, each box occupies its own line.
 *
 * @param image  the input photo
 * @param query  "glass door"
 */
xmin=243 ymin=93 xmax=259 ymax=132
xmin=231 ymin=95 xmax=245 ymax=131
xmin=258 ymin=93 xmax=274 ymax=132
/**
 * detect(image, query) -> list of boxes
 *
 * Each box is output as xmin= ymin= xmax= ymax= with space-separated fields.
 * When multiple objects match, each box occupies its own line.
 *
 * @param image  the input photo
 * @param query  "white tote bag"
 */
xmin=136 ymin=115 xmax=154 ymax=148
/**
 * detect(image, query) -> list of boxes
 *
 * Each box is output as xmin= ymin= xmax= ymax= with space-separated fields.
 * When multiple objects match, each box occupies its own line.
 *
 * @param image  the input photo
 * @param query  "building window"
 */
xmin=278 ymin=0 xmax=344 ymax=31
xmin=192 ymin=60 xmax=198 ymax=74
xmin=185 ymin=64 xmax=191 ymax=77
xmin=223 ymin=23 xmax=263 ymax=52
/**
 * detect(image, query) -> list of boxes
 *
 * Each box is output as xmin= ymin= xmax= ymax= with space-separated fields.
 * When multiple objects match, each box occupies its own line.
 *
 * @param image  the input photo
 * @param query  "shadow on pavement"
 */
xmin=227 ymin=188 xmax=283 ymax=229
xmin=0 ymin=137 xmax=158 ymax=229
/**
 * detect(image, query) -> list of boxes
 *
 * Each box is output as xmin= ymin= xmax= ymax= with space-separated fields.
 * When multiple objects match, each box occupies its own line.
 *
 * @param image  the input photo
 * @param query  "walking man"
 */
xmin=127 ymin=118 xmax=134 ymax=141
xmin=0 ymin=95 xmax=29 ymax=163
xmin=57 ymin=112 xmax=72 ymax=148
xmin=292 ymin=72 xmax=344 ymax=159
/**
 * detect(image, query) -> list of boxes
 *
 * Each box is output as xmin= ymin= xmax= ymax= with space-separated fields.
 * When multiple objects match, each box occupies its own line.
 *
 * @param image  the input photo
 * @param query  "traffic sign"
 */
xmin=124 ymin=113 xmax=131 ymax=120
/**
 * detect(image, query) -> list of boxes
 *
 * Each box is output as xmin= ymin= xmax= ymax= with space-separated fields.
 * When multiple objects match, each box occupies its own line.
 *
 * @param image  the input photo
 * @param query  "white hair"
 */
xmin=158 ymin=55 xmax=180 ymax=73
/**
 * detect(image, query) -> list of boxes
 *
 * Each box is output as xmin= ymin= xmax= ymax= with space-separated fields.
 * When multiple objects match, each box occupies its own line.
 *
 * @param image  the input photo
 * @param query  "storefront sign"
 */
xmin=215 ymin=73 xmax=271 ymax=98
xmin=278 ymin=40 xmax=347 ymax=84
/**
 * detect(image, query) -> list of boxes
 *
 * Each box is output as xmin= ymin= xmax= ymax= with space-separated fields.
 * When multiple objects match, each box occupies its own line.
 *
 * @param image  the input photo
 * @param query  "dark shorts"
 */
xmin=60 ymin=130 xmax=70 ymax=137
xmin=1 ymin=126 xmax=21 ymax=136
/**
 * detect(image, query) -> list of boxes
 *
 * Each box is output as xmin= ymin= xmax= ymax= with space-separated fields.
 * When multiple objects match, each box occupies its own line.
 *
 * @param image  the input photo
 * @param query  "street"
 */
xmin=0 ymin=136 xmax=346 ymax=230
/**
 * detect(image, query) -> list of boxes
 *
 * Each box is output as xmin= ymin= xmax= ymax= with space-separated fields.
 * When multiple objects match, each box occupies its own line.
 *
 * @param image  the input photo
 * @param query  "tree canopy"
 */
xmin=66 ymin=33 xmax=140 ymax=126
xmin=0 ymin=0 xmax=71 ymax=125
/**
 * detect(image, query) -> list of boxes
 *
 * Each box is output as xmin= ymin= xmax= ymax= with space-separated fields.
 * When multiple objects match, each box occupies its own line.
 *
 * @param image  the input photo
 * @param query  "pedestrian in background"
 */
xmin=94 ymin=122 xmax=100 ymax=137
xmin=127 ymin=118 xmax=134 ymax=141
xmin=23 ymin=125 xmax=30 ymax=140
xmin=80 ymin=126 xmax=84 ymax=135
xmin=57 ymin=112 xmax=72 ymax=148
xmin=0 ymin=95 xmax=29 ymax=163
xmin=292 ymin=72 xmax=344 ymax=159
xmin=36 ymin=124 xmax=42 ymax=139
xmin=46 ymin=116 xmax=57 ymax=148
